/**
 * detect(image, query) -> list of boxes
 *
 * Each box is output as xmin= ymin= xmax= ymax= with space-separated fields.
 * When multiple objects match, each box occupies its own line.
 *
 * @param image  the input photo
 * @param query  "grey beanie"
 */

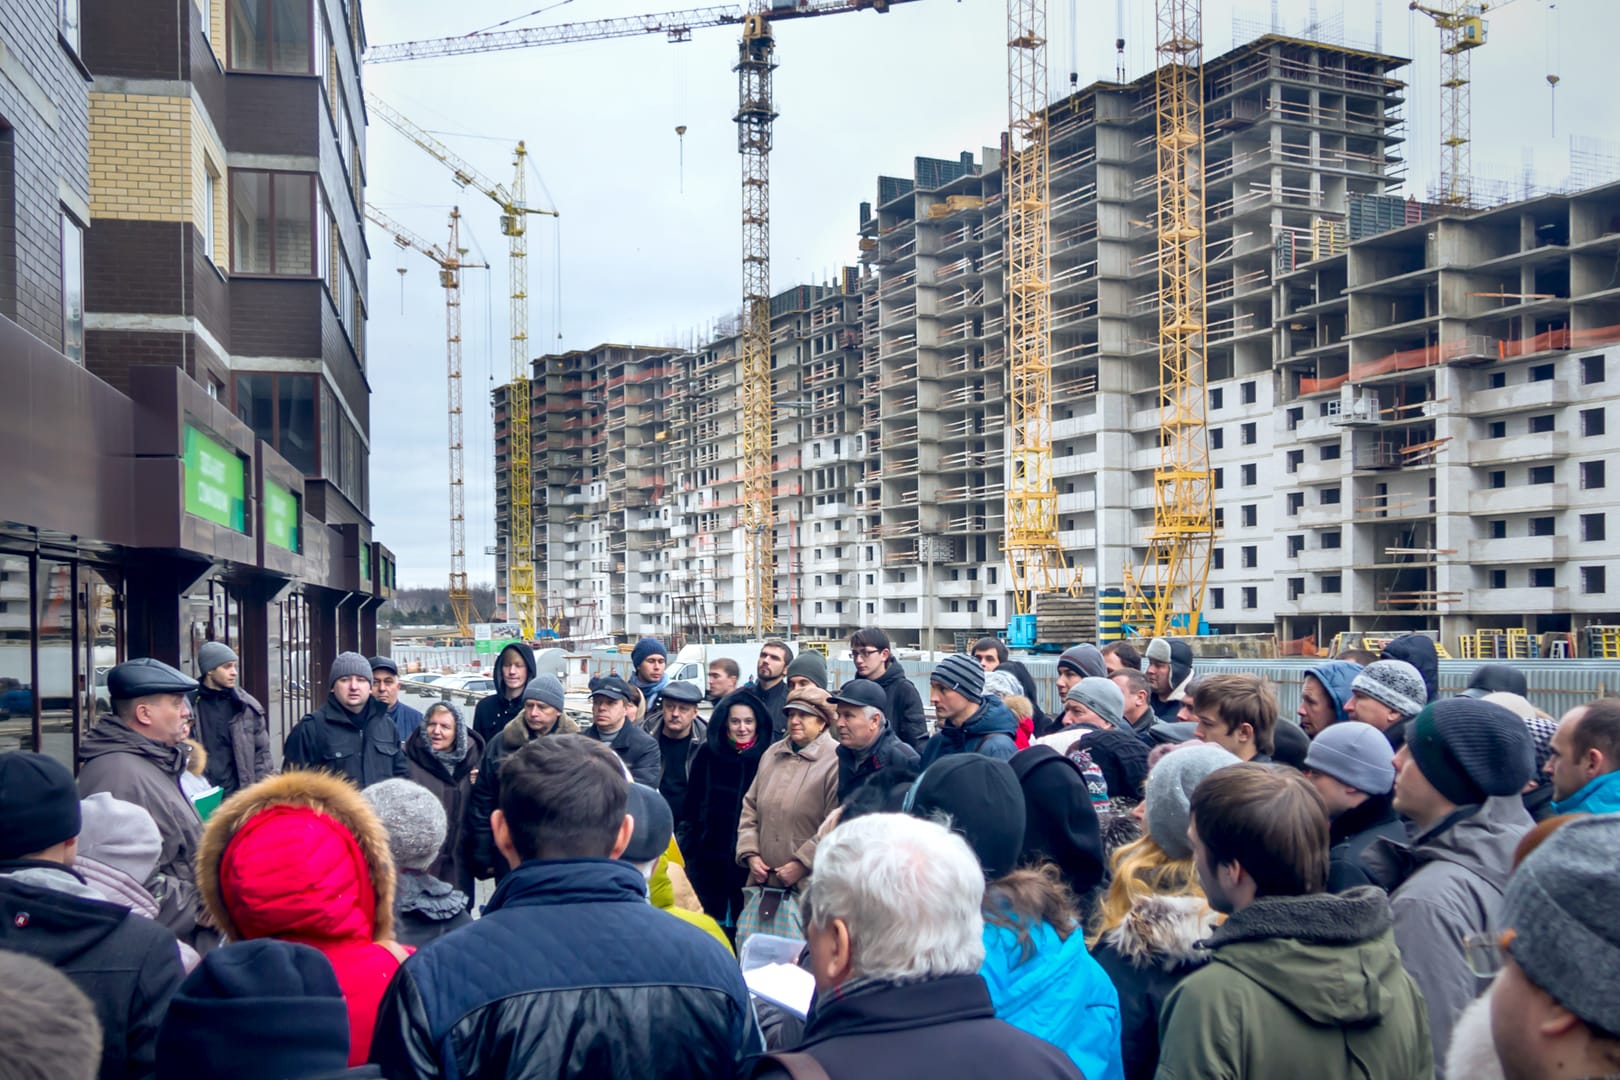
xmin=1057 ymin=644 xmax=1107 ymax=679
xmin=1502 ymin=814 xmax=1620 ymax=1036
xmin=931 ymin=653 xmax=985 ymax=701
xmin=522 ymin=674 xmax=566 ymax=712
xmin=1145 ymin=742 xmax=1240 ymax=859
xmin=1144 ymin=638 xmax=1172 ymax=665
xmin=77 ymin=792 xmax=163 ymax=883
xmin=1066 ymin=676 xmax=1125 ymax=729
xmin=983 ymin=670 xmax=1023 ymax=699
xmin=1303 ymin=721 xmax=1396 ymax=795
xmin=329 ymin=651 xmax=373 ymax=687
xmin=197 ymin=641 xmax=238 ymax=677
xmin=362 ymin=779 xmax=446 ymax=872
xmin=784 ymin=650 xmax=830 ymax=691
xmin=1350 ymin=659 xmax=1426 ymax=719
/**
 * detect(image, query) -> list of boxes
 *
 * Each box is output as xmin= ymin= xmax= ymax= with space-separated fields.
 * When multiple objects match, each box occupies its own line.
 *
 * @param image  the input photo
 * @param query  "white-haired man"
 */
xmin=752 ymin=813 xmax=1081 ymax=1078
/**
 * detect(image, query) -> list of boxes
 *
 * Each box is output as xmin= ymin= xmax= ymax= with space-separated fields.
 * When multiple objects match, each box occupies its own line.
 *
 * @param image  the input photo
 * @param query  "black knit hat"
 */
xmin=1407 ymin=697 xmax=1535 ymax=807
xmin=1010 ymin=746 xmax=1105 ymax=897
xmin=0 ymin=752 xmax=81 ymax=859
xmin=903 ymin=755 xmax=1025 ymax=879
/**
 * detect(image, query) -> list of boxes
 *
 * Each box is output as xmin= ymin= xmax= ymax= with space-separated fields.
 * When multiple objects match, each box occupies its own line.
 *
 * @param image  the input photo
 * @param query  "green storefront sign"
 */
xmin=183 ymin=425 xmax=246 ymax=532
xmin=264 ymin=481 xmax=299 ymax=552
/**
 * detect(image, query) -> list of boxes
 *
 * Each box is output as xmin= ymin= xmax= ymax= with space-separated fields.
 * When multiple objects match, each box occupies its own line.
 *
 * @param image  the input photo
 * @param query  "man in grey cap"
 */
xmin=189 ymin=641 xmax=272 ymax=797
xmin=283 ymin=652 xmax=410 ymax=788
xmin=648 ymin=680 xmax=707 ymax=834
xmin=1346 ymin=659 xmax=1427 ymax=751
xmin=1302 ymin=722 xmax=1406 ymax=892
xmin=78 ymin=657 xmax=209 ymax=940
xmin=371 ymin=656 xmax=424 ymax=746
xmin=1488 ymin=814 xmax=1620 ymax=1080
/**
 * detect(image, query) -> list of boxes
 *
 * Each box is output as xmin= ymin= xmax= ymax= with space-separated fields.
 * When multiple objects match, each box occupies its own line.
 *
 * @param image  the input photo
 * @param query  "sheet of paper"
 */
xmin=744 ymin=962 xmax=815 ymax=1019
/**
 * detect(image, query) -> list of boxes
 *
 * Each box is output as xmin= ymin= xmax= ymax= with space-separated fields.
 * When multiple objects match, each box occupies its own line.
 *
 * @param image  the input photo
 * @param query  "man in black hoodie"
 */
xmin=849 ymin=628 xmax=928 ymax=751
xmin=1010 ymin=745 xmax=1106 ymax=905
xmin=1380 ymin=634 xmax=1439 ymax=706
xmin=283 ymin=651 xmax=410 ymax=787
xmin=473 ymin=642 xmax=537 ymax=744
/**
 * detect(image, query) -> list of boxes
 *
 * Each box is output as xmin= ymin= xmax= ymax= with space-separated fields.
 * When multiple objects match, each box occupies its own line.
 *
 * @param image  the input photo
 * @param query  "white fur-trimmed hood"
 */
xmin=1101 ymin=893 xmax=1218 ymax=970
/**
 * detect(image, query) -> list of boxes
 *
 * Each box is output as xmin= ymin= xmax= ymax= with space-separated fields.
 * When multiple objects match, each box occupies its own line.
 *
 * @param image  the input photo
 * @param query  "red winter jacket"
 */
xmin=198 ymin=770 xmax=411 ymax=1064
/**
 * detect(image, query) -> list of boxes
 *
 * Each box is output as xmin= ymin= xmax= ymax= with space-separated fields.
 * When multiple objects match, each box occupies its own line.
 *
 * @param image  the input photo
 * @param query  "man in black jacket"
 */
xmin=0 ymin=751 xmax=184 ymax=1080
xmin=473 ymin=642 xmax=537 ymax=743
xmin=283 ymin=651 xmax=410 ymax=787
xmin=582 ymin=673 xmax=661 ymax=785
xmin=829 ymin=679 xmax=919 ymax=800
xmin=747 ymin=639 xmax=794 ymax=738
xmin=371 ymin=735 xmax=759 ymax=1078
xmin=849 ymin=628 xmax=928 ymax=751
xmin=973 ymin=636 xmax=1050 ymax=734
xmin=646 ymin=679 xmax=707 ymax=826
xmin=1302 ymin=721 xmax=1406 ymax=892
xmin=464 ymin=674 xmax=579 ymax=883
xmin=189 ymin=641 xmax=272 ymax=796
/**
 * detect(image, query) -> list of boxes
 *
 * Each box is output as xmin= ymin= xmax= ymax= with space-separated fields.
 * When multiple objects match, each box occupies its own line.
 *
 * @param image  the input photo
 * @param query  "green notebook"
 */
xmin=191 ymin=785 xmax=224 ymax=821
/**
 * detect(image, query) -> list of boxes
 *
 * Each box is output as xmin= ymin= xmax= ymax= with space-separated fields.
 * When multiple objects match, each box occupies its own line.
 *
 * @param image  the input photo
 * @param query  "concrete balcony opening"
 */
xmin=1468 ymin=484 xmax=1568 ymax=515
xmin=1467 ymin=431 xmax=1568 ymax=465
xmin=1468 ymin=535 xmax=1570 ymax=563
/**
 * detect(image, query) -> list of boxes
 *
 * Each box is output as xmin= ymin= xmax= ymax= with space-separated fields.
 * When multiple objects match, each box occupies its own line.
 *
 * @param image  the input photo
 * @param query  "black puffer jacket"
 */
xmin=874 ymin=661 xmax=930 ymax=751
xmin=0 ymin=861 xmax=185 ymax=1080
xmin=472 ymin=643 xmax=537 ymax=744
xmin=403 ymin=723 xmax=486 ymax=896
xmin=834 ymin=724 xmax=920 ymax=801
xmin=369 ymin=859 xmax=760 ymax=1078
xmin=1091 ymin=893 xmax=1218 ymax=1080
xmin=463 ymin=711 xmax=580 ymax=882
xmin=283 ymin=695 xmax=409 ymax=788
xmin=680 ymin=688 xmax=771 ymax=862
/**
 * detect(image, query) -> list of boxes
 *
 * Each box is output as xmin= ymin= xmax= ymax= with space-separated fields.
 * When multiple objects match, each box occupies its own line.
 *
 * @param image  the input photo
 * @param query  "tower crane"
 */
xmin=365 ymin=205 xmax=489 ymax=640
xmin=365 ymin=95 xmax=558 ymax=640
xmin=367 ymin=0 xmax=916 ymax=638
xmin=1408 ymin=1 xmax=1492 ymax=206
xmin=1003 ymin=0 xmax=1079 ymax=650
xmin=1121 ymin=0 xmax=1215 ymax=639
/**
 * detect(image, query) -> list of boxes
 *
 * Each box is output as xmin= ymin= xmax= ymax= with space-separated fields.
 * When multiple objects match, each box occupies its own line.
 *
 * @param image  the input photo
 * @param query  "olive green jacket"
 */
xmin=1155 ymin=886 xmax=1433 ymax=1080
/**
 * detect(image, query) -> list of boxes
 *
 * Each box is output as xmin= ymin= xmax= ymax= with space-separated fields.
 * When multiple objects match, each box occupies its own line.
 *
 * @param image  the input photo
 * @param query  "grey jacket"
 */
xmin=189 ymin=685 xmax=274 ymax=795
xmin=1366 ymin=795 xmax=1532 ymax=1075
xmin=77 ymin=719 xmax=205 ymax=942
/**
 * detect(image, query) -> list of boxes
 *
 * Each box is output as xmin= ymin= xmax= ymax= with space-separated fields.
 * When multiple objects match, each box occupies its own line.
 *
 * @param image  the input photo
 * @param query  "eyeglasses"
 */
xmin=1463 ymin=929 xmax=1515 ymax=978
xmin=851 ymin=648 xmax=883 ymax=659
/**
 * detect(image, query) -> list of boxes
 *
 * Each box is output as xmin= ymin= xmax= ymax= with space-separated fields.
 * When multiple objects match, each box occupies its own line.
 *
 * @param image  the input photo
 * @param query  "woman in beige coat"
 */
xmin=736 ymin=686 xmax=840 ymax=891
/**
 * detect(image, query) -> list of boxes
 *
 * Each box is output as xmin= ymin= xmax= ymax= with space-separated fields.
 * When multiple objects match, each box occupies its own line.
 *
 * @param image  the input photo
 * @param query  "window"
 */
xmin=60 ymin=0 xmax=80 ymax=51
xmin=1530 ymin=517 xmax=1556 ymax=537
xmin=1210 ymin=588 xmax=1224 ymax=608
xmin=1322 ymin=530 xmax=1342 ymax=549
xmin=1582 ymin=408 xmax=1606 ymax=437
xmin=230 ymin=0 xmax=313 ymax=72
xmin=1320 ymin=442 xmax=1341 ymax=460
xmin=1286 ymin=449 xmax=1304 ymax=473
xmin=1241 ymin=422 xmax=1257 ymax=446
xmin=231 ymin=171 xmax=314 ymax=275
xmin=1582 ymin=513 xmax=1606 ymax=542
xmin=1241 ymin=545 xmax=1257 ymax=568
xmin=203 ymin=170 xmax=218 ymax=259
xmin=1489 ymin=470 xmax=1507 ymax=489
xmin=1322 ymin=575 xmax=1342 ymax=594
xmin=234 ymin=372 xmax=317 ymax=475
xmin=1209 ymin=387 xmax=1223 ymax=410
xmin=60 ymin=210 xmax=84 ymax=365
xmin=1529 ymin=465 xmax=1555 ymax=485
xmin=1530 ymin=567 xmax=1556 ymax=589
xmin=1490 ymin=569 xmax=1507 ymax=589
xmin=1242 ymin=587 xmax=1258 ymax=609
xmin=1287 ymin=492 xmax=1304 ymax=516
xmin=1287 ymin=406 xmax=1303 ymax=430
xmin=1287 ymin=534 xmax=1305 ymax=557
xmin=1488 ymin=420 xmax=1506 ymax=439
xmin=1489 ymin=519 xmax=1507 ymax=539
xmin=1213 ymin=467 xmax=1225 ymax=490
xmin=1581 ymin=460 xmax=1607 ymax=490
xmin=1214 ymin=507 xmax=1225 ymax=529
xmin=1210 ymin=428 xmax=1224 ymax=451
xmin=1241 ymin=504 xmax=1257 ymax=528
xmin=1242 ymin=380 xmax=1257 ymax=405
xmin=1583 ymin=355 xmax=1606 ymax=385
xmin=1319 ymin=488 xmax=1340 ymax=505
xmin=1241 ymin=463 xmax=1257 ymax=486
xmin=1582 ymin=566 xmax=1607 ymax=595
xmin=1531 ymin=363 xmax=1555 ymax=382
xmin=1489 ymin=372 xmax=1507 ymax=389
xmin=1212 ymin=548 xmax=1225 ymax=570
xmin=1529 ymin=414 xmax=1556 ymax=434
xmin=1288 ymin=577 xmax=1304 ymax=600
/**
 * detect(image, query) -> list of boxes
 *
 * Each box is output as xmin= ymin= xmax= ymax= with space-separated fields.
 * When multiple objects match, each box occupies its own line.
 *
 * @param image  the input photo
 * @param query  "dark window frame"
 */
xmin=227 ymin=0 xmax=316 ymax=74
xmin=229 ymin=168 xmax=317 ymax=278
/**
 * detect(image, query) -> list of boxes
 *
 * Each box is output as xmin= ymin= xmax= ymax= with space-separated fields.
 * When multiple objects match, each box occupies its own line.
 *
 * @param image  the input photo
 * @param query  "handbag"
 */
xmin=736 ymin=876 xmax=802 ymax=951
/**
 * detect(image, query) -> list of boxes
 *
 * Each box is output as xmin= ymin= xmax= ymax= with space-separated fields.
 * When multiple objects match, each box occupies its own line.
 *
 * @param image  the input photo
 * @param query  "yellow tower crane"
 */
xmin=1121 ymin=0 xmax=1215 ymax=639
xmin=1409 ymin=1 xmax=1491 ymax=206
xmin=365 ymin=0 xmax=914 ymax=639
xmin=365 ymin=205 xmax=489 ymax=640
xmin=1002 ymin=0 xmax=1078 ymax=650
xmin=365 ymin=95 xmax=558 ymax=640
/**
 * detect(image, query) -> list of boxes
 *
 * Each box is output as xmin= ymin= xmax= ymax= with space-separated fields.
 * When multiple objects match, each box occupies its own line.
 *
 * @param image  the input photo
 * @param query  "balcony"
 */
xmin=1465 ymin=586 xmax=1570 ymax=613
xmin=1467 ymin=432 xmax=1568 ymax=465
xmin=1468 ymin=536 xmax=1569 ymax=563
xmin=1284 ymin=592 xmax=1354 ymax=616
xmin=1468 ymin=484 xmax=1569 ymax=515
xmin=1296 ymin=503 xmax=1347 ymax=528
xmin=1467 ymin=379 xmax=1571 ymax=416
xmin=1294 ymin=459 xmax=1347 ymax=486
xmin=1057 ymin=489 xmax=1097 ymax=513
xmin=1293 ymin=547 xmax=1350 ymax=572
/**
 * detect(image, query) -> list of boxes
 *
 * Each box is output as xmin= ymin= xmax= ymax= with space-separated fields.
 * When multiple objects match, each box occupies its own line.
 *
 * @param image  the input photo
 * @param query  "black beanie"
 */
xmin=903 ymin=755 xmax=1025 ymax=879
xmin=1010 ymin=746 xmax=1105 ymax=898
xmin=1464 ymin=663 xmax=1528 ymax=698
xmin=1407 ymin=698 xmax=1535 ymax=808
xmin=0 ymin=752 xmax=81 ymax=859
xmin=1270 ymin=720 xmax=1312 ymax=771
xmin=155 ymin=939 xmax=351 ymax=1080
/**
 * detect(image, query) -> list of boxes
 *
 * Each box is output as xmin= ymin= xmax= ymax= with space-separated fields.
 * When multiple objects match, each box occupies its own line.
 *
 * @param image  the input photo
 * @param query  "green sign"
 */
xmin=360 ymin=542 xmax=371 ymax=582
xmin=264 ymin=481 xmax=299 ymax=552
xmin=183 ymin=425 xmax=246 ymax=532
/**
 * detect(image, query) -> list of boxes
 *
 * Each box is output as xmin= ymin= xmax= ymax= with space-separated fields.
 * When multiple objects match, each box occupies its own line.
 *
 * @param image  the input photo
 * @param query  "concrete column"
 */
xmin=307 ymin=587 xmax=340 ymax=691
xmin=125 ymin=553 xmax=213 ymax=665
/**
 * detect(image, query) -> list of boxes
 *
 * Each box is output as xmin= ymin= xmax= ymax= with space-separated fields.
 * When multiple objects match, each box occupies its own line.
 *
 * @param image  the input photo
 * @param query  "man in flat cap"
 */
xmin=77 ymin=657 xmax=209 ymax=942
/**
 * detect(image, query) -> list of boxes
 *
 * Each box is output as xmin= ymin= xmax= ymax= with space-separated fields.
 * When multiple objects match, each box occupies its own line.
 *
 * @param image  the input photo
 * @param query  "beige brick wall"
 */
xmin=89 ymin=93 xmax=190 ymax=222
xmin=190 ymin=104 xmax=227 ymax=264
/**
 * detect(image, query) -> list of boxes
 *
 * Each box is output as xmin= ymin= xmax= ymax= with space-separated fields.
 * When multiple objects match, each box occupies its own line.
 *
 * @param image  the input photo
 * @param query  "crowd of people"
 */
xmin=1 ymin=629 xmax=1617 ymax=1080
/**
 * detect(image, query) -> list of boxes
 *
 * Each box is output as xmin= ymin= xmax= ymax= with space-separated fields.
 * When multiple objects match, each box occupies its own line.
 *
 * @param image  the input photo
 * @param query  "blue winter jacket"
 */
xmin=1304 ymin=661 xmax=1363 ymax=728
xmin=920 ymin=697 xmax=1019 ymax=767
xmin=1553 ymin=769 xmax=1620 ymax=816
xmin=980 ymin=915 xmax=1125 ymax=1080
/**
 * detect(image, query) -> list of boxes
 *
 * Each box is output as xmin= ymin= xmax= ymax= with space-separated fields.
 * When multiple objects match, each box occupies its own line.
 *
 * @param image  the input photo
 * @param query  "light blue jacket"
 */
xmin=980 ymin=915 xmax=1125 ymax=1080
xmin=1553 ymin=769 xmax=1620 ymax=816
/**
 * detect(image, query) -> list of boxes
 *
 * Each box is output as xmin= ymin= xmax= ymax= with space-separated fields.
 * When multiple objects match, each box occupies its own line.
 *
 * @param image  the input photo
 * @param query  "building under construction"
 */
xmin=489 ymin=33 xmax=1620 ymax=657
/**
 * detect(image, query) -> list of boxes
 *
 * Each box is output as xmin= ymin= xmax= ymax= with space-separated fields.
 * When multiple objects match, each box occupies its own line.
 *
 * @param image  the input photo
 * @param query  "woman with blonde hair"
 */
xmin=1087 ymin=743 xmax=1238 ymax=1080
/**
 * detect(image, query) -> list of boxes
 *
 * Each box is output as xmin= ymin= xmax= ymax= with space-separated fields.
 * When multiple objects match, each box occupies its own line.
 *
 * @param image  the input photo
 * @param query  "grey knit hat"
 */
xmin=1144 ymin=742 xmax=1240 ymax=859
xmin=1502 ymin=814 xmax=1620 ymax=1036
xmin=1065 ymin=676 xmax=1125 ymax=729
xmin=1303 ymin=721 xmax=1396 ymax=795
xmin=522 ymin=674 xmax=566 ymax=712
xmin=784 ymin=650 xmax=830 ymax=691
xmin=1057 ymin=644 xmax=1107 ymax=679
xmin=362 ymin=779 xmax=446 ymax=872
xmin=329 ymin=651 xmax=373 ymax=687
xmin=1144 ymin=638 xmax=1172 ymax=665
xmin=983 ymin=670 xmax=1023 ymax=699
xmin=196 ymin=641 xmax=238 ymax=677
xmin=1350 ymin=659 xmax=1426 ymax=719
xmin=931 ymin=653 xmax=985 ymax=701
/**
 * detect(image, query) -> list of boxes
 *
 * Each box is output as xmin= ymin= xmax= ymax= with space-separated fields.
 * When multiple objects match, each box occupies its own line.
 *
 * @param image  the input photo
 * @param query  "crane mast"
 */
xmin=1003 ymin=0 xmax=1077 ymax=650
xmin=1410 ymin=1 xmax=1489 ymax=206
xmin=1123 ymin=0 xmax=1214 ymax=638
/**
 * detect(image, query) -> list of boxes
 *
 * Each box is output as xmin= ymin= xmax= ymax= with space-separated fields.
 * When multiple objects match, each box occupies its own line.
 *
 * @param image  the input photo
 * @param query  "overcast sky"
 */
xmin=361 ymin=0 xmax=1612 ymax=587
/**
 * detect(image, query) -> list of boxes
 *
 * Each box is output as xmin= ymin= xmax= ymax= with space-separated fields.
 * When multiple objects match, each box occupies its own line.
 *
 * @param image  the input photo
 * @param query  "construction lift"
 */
xmin=365 ymin=97 xmax=558 ymax=640
xmin=1120 ymin=0 xmax=1216 ymax=639
xmin=365 ymin=205 xmax=488 ymax=640
xmin=1003 ymin=0 xmax=1079 ymax=649
xmin=366 ymin=0 xmax=917 ymax=638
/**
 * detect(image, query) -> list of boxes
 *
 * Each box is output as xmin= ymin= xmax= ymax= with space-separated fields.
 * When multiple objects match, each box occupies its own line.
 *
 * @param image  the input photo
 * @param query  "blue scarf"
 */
xmin=632 ymin=672 xmax=669 ymax=713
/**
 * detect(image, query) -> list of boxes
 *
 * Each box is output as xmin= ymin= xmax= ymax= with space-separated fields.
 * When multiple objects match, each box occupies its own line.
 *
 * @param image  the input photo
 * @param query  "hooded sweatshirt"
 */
xmin=1148 ymin=642 xmax=1195 ymax=724
xmin=1156 ymin=886 xmax=1433 ymax=1080
xmin=919 ymin=696 xmax=1019 ymax=767
xmin=473 ymin=642 xmax=538 ymax=743
xmin=1303 ymin=660 xmax=1363 ymax=729
xmin=874 ymin=659 xmax=930 ymax=751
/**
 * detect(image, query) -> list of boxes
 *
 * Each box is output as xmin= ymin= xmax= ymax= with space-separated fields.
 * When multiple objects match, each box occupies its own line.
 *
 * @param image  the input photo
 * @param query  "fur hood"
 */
xmin=197 ymin=769 xmax=396 ymax=943
xmin=1102 ymin=893 xmax=1218 ymax=971
xmin=183 ymin=738 xmax=208 ymax=778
